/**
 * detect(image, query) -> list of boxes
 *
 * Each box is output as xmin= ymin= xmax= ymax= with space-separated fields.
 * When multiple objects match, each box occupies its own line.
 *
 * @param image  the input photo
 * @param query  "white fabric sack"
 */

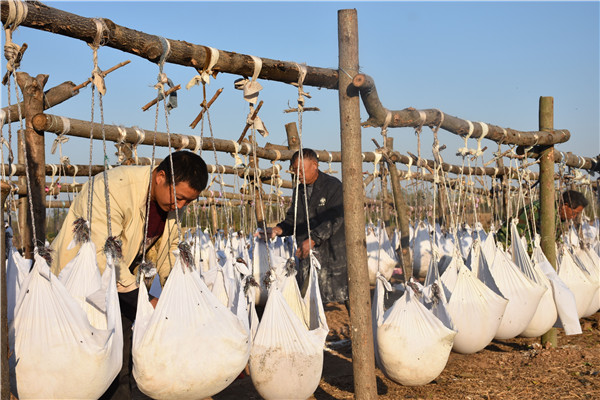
xmin=374 ymin=274 xmax=456 ymax=386
xmin=190 ymin=228 xmax=218 ymax=273
xmin=531 ymin=244 xmax=582 ymax=335
xmin=557 ymin=246 xmax=596 ymax=319
xmin=6 ymin=245 xmax=32 ymax=323
xmin=581 ymin=219 xmax=598 ymax=244
xmin=249 ymin=253 xmax=328 ymax=400
xmin=435 ymin=223 xmax=455 ymax=257
xmin=572 ymin=246 xmax=600 ymax=317
xmin=252 ymin=236 xmax=272 ymax=305
xmin=132 ymin=251 xmax=250 ymax=400
xmin=510 ymin=227 xmax=557 ymax=338
xmin=412 ymin=221 xmax=433 ymax=279
xmin=446 ymin=261 xmax=508 ymax=354
xmin=490 ymin=245 xmax=546 ymax=340
xmin=366 ymin=226 xmax=396 ymax=284
xmin=10 ymin=252 xmax=122 ymax=399
xmin=458 ymin=224 xmax=474 ymax=260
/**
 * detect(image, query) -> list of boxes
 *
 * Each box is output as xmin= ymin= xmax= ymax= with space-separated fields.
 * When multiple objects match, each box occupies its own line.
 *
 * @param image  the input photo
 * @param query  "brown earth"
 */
xmin=210 ymin=304 xmax=600 ymax=400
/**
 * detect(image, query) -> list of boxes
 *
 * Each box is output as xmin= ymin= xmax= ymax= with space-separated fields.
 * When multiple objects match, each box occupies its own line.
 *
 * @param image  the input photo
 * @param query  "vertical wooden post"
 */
xmin=384 ymin=137 xmax=413 ymax=280
xmin=338 ymin=9 xmax=378 ymax=400
xmin=248 ymin=154 xmax=266 ymax=227
xmin=380 ymin=167 xmax=391 ymax=225
xmin=538 ymin=96 xmax=558 ymax=348
xmin=1 ymin=182 xmax=10 ymax=399
xmin=495 ymin=143 xmax=509 ymax=222
xmin=15 ymin=72 xmax=48 ymax=258
xmin=285 ymin=122 xmax=300 ymax=151
xmin=210 ymin=202 xmax=218 ymax=235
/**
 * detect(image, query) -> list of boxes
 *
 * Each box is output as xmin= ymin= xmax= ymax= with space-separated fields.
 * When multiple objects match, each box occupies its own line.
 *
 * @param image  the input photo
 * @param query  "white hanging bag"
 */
xmin=9 ymin=250 xmax=122 ymax=399
xmin=6 ymin=244 xmax=32 ymax=323
xmin=446 ymin=259 xmax=508 ymax=354
xmin=531 ymin=243 xmax=582 ymax=335
xmin=132 ymin=250 xmax=250 ymax=400
xmin=510 ymin=226 xmax=557 ymax=338
xmin=571 ymin=246 xmax=600 ymax=317
xmin=374 ymin=274 xmax=456 ymax=386
xmin=412 ymin=221 xmax=433 ymax=279
xmin=249 ymin=253 xmax=328 ymax=400
xmin=490 ymin=245 xmax=546 ymax=340
xmin=557 ymin=245 xmax=596 ymax=319
xmin=366 ymin=223 xmax=397 ymax=284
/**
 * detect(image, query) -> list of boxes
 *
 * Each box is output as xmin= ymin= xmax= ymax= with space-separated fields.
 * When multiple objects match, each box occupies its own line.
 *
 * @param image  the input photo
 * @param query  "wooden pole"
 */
xmin=351 ymin=73 xmax=571 ymax=147
xmin=15 ymin=72 xmax=48 ymax=258
xmin=338 ymin=9 xmax=377 ymax=399
xmin=32 ymin=113 xmax=543 ymax=178
xmin=1 ymin=181 xmax=10 ymax=400
xmin=538 ymin=96 xmax=558 ymax=349
xmin=0 ymin=1 xmax=340 ymax=90
xmin=384 ymin=137 xmax=413 ymax=280
xmin=1 ymin=81 xmax=77 ymax=124
xmin=285 ymin=122 xmax=300 ymax=151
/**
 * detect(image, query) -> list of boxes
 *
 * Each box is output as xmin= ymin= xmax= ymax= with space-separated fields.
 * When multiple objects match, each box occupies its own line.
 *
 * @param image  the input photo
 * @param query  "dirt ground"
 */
xmin=210 ymin=304 xmax=600 ymax=400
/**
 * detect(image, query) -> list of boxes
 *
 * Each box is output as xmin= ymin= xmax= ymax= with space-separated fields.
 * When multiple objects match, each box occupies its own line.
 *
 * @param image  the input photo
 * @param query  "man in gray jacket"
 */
xmin=267 ymin=148 xmax=348 ymax=304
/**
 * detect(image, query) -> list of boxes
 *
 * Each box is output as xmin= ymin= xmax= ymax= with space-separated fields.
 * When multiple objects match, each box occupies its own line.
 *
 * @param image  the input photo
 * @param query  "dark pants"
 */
xmin=100 ymin=290 xmax=151 ymax=400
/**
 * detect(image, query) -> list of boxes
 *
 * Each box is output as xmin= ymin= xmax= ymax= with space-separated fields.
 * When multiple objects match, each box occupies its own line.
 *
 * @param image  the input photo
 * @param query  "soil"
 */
xmin=210 ymin=304 xmax=600 ymax=400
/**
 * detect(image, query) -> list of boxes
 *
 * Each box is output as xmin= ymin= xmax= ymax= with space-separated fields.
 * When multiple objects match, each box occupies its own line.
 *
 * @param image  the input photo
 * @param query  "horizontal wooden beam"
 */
xmin=517 ymin=145 xmax=599 ymax=171
xmin=0 ymin=1 xmax=339 ymax=89
xmin=352 ymin=73 xmax=571 ymax=147
xmin=33 ymin=113 xmax=533 ymax=178
xmin=1 ymin=81 xmax=78 ymax=125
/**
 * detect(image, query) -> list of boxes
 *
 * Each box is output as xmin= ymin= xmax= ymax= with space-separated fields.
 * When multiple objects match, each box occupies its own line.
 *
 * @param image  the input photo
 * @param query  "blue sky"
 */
xmin=1 ymin=1 xmax=599 ymax=186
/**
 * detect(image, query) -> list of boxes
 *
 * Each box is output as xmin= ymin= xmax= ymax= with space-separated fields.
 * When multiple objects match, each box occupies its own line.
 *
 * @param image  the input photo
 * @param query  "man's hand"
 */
xmin=295 ymin=238 xmax=315 ymax=259
xmin=256 ymin=226 xmax=283 ymax=241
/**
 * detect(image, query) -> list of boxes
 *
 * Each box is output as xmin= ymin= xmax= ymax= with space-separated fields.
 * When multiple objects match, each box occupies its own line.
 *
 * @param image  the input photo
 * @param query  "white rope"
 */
xmin=133 ymin=127 xmax=145 ymax=164
xmin=373 ymin=151 xmax=383 ymax=177
xmin=186 ymin=46 xmax=220 ymax=88
xmin=192 ymin=135 xmax=203 ymax=153
xmin=177 ymin=135 xmax=190 ymax=151
xmin=457 ymin=120 xmax=475 ymax=157
xmin=474 ymin=121 xmax=489 ymax=157
xmin=294 ymin=63 xmax=310 ymax=109
xmin=381 ymin=110 xmax=392 ymax=137
xmin=230 ymin=139 xmax=243 ymax=167
xmin=4 ymin=0 xmax=28 ymax=31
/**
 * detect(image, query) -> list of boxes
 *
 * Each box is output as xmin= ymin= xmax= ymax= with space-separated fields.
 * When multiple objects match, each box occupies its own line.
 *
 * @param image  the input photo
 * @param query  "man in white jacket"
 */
xmin=51 ymin=150 xmax=208 ymax=399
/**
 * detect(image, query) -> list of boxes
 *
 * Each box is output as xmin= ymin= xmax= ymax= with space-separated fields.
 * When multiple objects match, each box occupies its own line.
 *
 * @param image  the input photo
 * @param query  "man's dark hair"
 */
xmin=562 ymin=190 xmax=589 ymax=209
xmin=290 ymin=148 xmax=319 ymax=166
xmin=156 ymin=151 xmax=208 ymax=192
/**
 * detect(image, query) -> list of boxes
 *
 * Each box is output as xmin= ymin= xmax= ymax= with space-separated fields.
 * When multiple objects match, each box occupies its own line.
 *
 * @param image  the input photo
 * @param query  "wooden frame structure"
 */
xmin=2 ymin=2 xmax=599 ymax=398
